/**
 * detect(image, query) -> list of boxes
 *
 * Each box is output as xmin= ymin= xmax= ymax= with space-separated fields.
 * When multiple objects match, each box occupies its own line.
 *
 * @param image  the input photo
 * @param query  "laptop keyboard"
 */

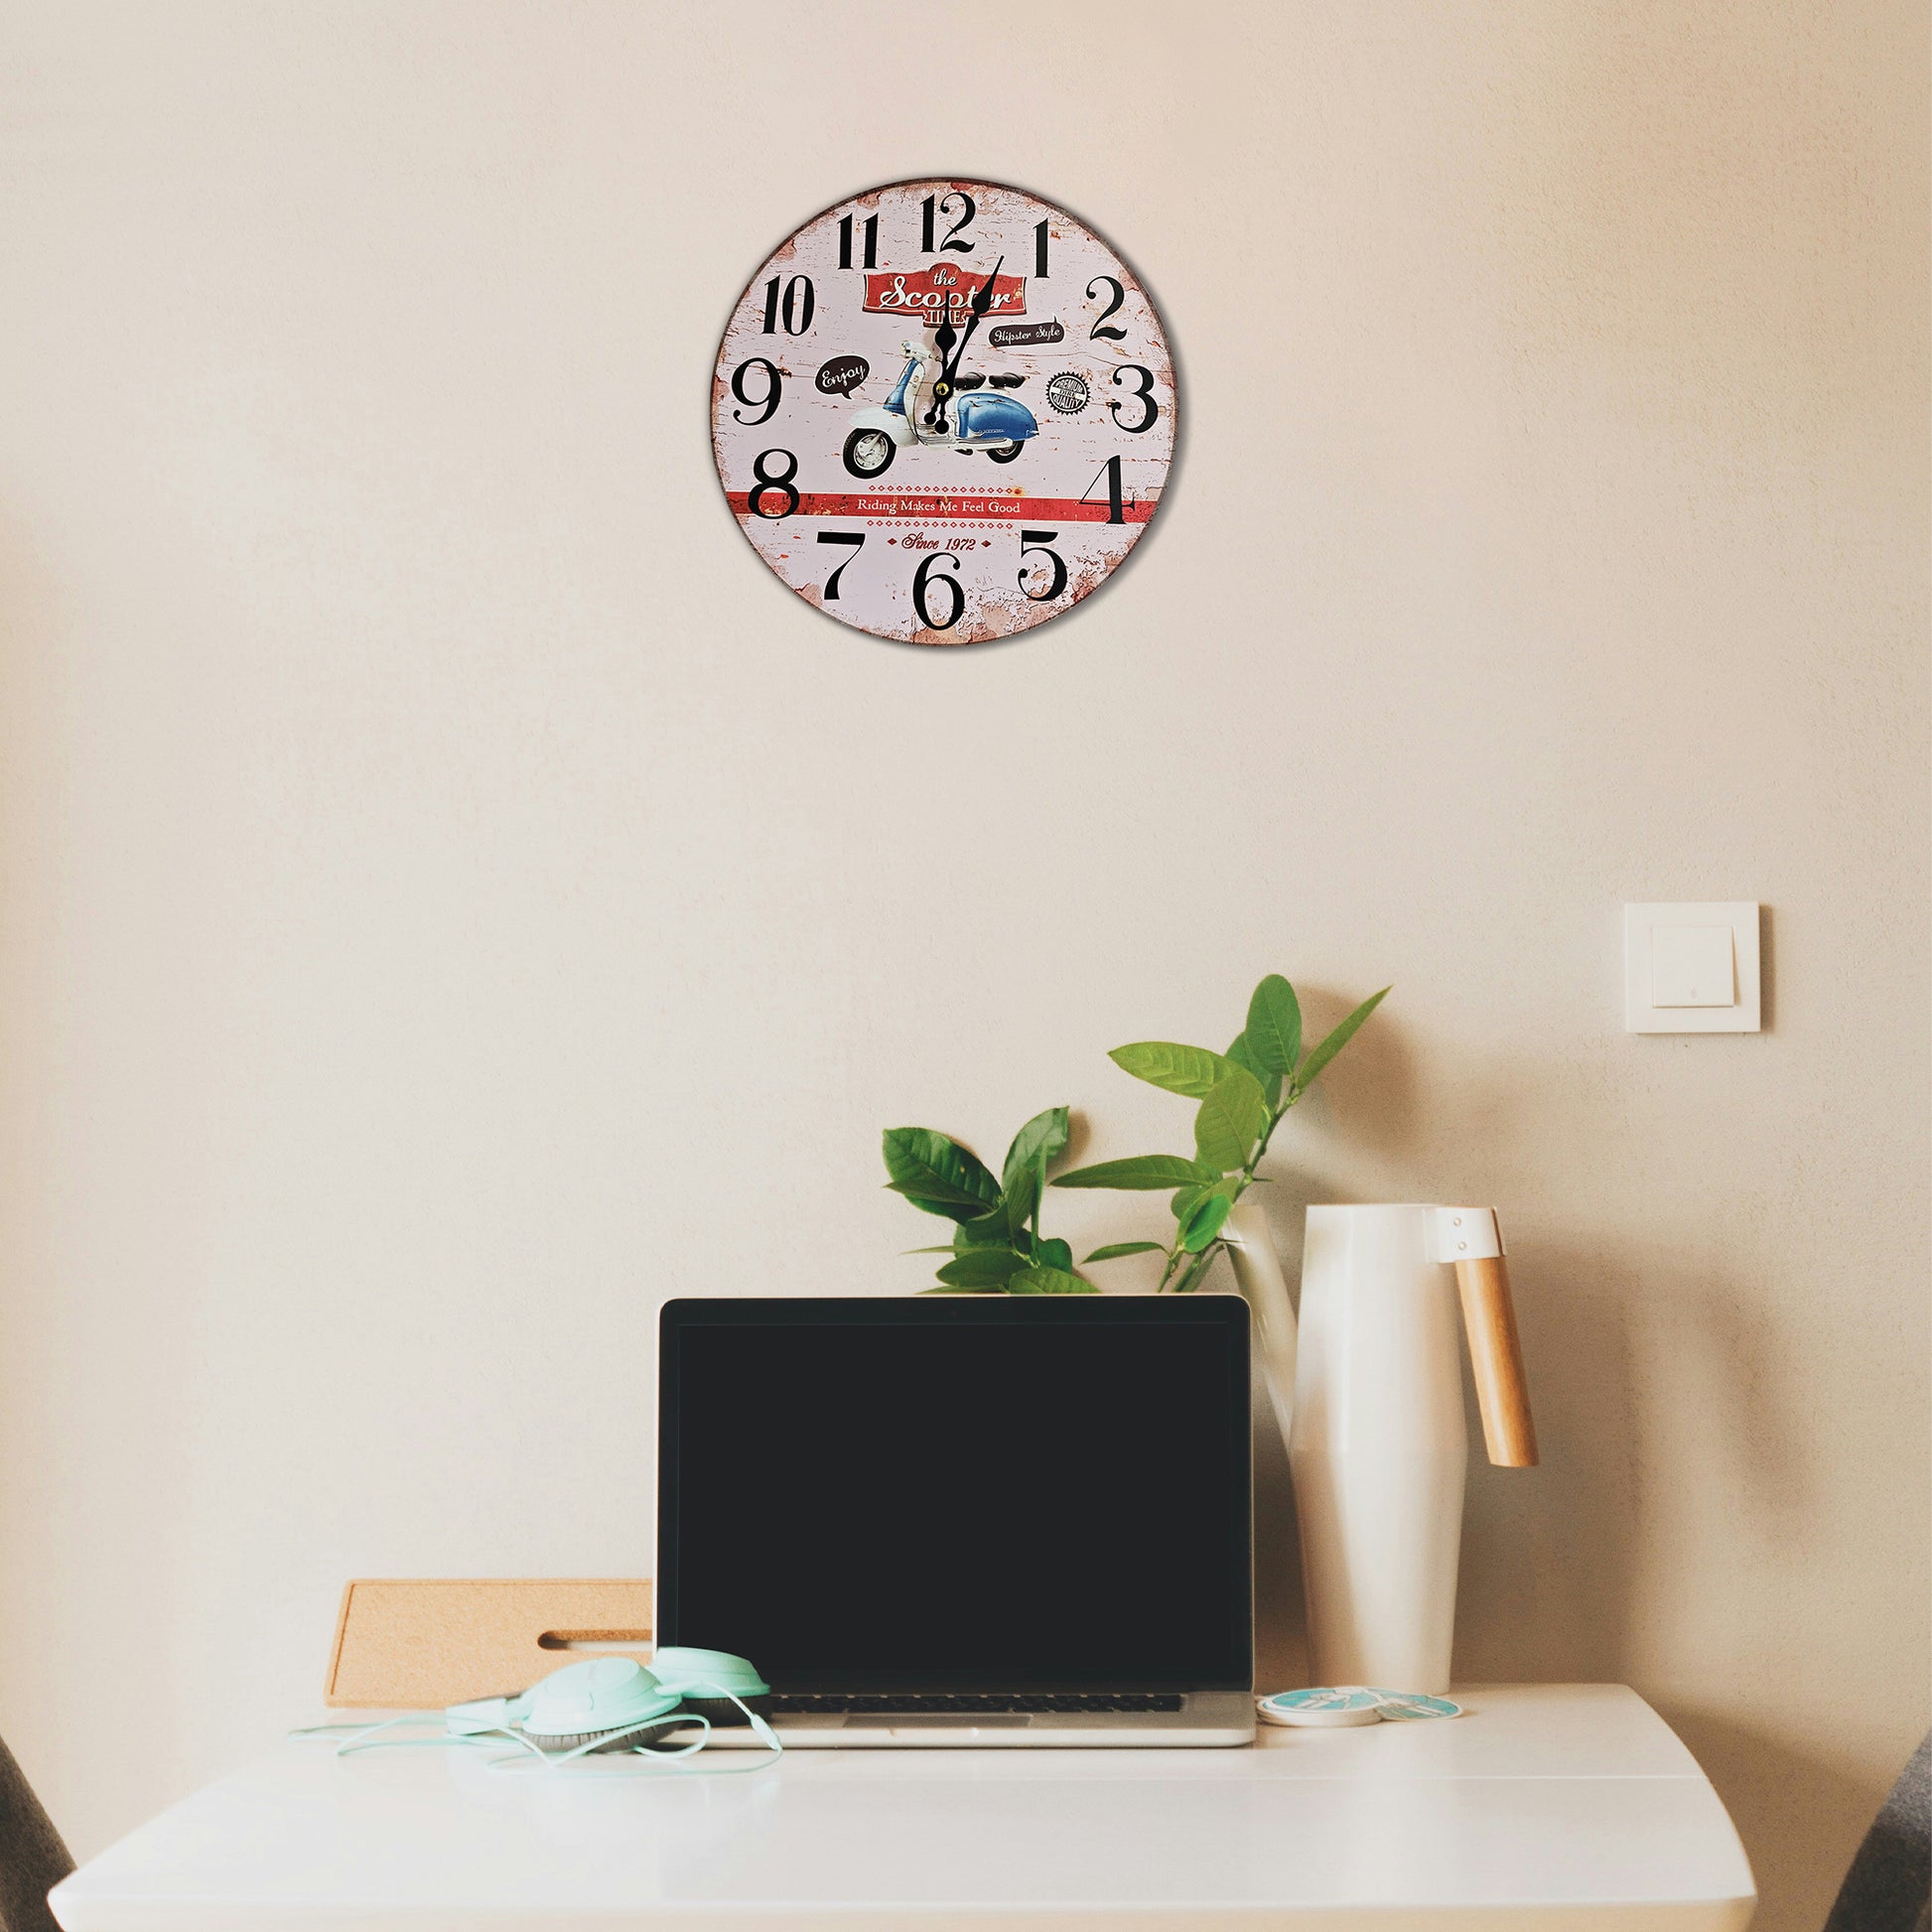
xmin=765 ymin=1693 xmax=1185 ymax=1716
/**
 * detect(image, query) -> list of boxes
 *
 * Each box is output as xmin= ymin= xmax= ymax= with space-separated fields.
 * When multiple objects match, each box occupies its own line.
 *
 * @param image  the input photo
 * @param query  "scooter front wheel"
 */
xmin=985 ymin=441 xmax=1026 ymax=466
xmin=843 ymin=429 xmax=896 ymax=480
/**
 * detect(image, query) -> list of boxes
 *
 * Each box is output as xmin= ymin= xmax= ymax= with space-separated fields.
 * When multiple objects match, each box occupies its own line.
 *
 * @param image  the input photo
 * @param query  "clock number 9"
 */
xmin=1109 ymin=365 xmax=1160 ymax=434
xmin=911 ymin=552 xmax=964 ymax=630
xmin=748 ymin=449 xmax=799 ymax=519
xmin=1019 ymin=529 xmax=1067 ymax=603
xmin=730 ymin=357 xmax=784 ymax=427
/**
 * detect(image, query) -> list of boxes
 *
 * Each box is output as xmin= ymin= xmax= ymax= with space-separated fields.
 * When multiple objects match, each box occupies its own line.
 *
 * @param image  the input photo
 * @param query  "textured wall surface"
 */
xmin=0 ymin=5 xmax=1925 ymax=1926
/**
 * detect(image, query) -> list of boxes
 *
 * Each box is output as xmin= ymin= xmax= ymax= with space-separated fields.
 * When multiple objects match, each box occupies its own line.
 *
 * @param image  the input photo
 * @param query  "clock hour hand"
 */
xmin=930 ymin=257 xmax=1004 ymax=436
xmin=927 ymin=318 xmax=958 ymax=431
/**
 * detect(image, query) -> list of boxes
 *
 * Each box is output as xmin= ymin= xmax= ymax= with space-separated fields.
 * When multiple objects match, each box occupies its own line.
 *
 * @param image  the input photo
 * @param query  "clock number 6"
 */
xmin=816 ymin=531 xmax=865 ymax=600
xmin=731 ymin=357 xmax=783 ymax=427
xmin=1019 ymin=529 xmax=1067 ymax=603
xmin=1109 ymin=364 xmax=1160 ymax=434
xmin=912 ymin=552 xmax=964 ymax=630
xmin=748 ymin=449 xmax=799 ymax=519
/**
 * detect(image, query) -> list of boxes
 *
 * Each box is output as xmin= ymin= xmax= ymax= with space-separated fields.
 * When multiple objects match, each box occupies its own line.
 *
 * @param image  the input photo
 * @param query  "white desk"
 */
xmin=50 ymin=1684 xmax=1754 ymax=1932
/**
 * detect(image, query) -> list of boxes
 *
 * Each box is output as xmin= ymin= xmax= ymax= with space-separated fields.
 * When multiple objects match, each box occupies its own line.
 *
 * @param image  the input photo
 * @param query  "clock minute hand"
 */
xmin=942 ymin=254 xmax=1004 ymax=389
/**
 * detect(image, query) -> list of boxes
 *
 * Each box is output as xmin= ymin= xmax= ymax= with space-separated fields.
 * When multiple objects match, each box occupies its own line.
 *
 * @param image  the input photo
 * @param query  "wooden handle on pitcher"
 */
xmin=1453 ymin=1254 xmax=1539 ymax=1467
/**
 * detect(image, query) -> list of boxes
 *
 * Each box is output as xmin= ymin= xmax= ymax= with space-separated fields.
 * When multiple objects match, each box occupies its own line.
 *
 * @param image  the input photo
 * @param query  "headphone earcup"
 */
xmin=530 ymin=1717 xmax=689 ymax=1754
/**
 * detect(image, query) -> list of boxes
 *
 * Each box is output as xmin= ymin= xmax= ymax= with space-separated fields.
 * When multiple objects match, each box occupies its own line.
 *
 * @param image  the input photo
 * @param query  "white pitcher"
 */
xmin=1288 ymin=1203 xmax=1536 ymax=1695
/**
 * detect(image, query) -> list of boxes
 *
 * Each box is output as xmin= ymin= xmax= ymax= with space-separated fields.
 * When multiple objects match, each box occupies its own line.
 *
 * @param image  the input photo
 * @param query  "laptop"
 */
xmin=656 ymin=1295 xmax=1255 ymax=1747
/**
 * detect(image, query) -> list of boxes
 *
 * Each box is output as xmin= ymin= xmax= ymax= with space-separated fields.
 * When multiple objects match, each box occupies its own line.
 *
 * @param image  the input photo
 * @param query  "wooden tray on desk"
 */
xmin=325 ymin=1579 xmax=653 ymax=1708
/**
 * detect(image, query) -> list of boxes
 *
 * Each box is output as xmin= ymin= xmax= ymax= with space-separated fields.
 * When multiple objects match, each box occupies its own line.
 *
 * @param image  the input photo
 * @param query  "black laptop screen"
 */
xmin=657 ymin=1298 xmax=1251 ymax=1692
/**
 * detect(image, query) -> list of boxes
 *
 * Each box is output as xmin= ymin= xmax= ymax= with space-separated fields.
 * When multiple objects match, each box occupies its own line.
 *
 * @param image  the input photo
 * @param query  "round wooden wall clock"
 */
xmin=710 ymin=178 xmax=1176 ymax=646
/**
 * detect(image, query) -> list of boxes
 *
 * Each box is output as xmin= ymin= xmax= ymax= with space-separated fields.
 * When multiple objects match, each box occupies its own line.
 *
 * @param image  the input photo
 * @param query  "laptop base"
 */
xmin=683 ymin=1691 xmax=1256 ymax=1749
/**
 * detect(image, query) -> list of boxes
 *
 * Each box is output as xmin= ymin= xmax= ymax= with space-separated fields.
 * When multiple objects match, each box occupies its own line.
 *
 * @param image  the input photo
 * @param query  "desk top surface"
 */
xmin=50 ymin=1684 xmax=1755 ymax=1932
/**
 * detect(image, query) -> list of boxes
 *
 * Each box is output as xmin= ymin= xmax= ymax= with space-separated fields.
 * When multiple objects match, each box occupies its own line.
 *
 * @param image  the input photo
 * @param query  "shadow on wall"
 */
xmin=1247 ymin=999 xmax=1873 ymax=1932
xmin=1663 ymin=1709 xmax=1880 ymax=1932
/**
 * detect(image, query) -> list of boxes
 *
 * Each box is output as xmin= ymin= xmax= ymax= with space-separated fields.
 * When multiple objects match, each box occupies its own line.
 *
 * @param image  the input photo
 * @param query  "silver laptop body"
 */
xmin=657 ymin=1295 xmax=1256 ymax=1749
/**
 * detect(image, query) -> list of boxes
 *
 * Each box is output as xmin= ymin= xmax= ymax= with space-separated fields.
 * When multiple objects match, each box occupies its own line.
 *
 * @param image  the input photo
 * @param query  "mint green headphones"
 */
xmin=301 ymin=1646 xmax=778 ymax=1772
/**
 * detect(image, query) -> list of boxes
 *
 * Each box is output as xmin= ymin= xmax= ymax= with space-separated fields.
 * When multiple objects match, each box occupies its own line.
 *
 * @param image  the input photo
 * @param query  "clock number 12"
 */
xmin=919 ymin=193 xmax=976 ymax=253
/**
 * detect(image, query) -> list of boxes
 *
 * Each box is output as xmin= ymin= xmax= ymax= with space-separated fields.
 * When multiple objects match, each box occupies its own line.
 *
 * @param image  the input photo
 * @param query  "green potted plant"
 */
xmin=1051 ymin=973 xmax=1388 ymax=1292
xmin=882 ymin=1106 xmax=1096 ymax=1293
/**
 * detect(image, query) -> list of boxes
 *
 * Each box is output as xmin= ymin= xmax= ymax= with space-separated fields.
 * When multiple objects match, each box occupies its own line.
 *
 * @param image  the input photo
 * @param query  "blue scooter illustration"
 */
xmin=843 ymin=336 xmax=1039 ymax=479
xmin=844 ymin=254 xmax=1039 ymax=479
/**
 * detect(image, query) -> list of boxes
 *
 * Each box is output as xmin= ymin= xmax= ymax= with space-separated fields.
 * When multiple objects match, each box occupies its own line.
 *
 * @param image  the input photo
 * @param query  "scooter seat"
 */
xmin=952 ymin=371 xmax=986 ymax=389
xmin=988 ymin=372 xmax=1027 ymax=388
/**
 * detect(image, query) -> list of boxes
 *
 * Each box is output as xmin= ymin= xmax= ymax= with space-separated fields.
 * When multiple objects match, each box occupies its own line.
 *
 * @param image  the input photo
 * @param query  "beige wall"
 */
xmin=0 ymin=3 xmax=1925 ymax=1925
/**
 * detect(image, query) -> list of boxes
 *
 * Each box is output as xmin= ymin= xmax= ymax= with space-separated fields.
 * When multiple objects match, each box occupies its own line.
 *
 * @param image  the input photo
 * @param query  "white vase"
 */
xmin=1288 ymin=1204 xmax=1467 ymax=1695
xmin=1221 ymin=1199 xmax=1297 ymax=1455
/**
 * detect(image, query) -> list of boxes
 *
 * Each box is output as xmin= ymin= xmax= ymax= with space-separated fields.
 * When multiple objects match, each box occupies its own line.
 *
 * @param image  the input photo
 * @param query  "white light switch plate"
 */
xmin=1624 ymin=903 xmax=1761 ymax=1033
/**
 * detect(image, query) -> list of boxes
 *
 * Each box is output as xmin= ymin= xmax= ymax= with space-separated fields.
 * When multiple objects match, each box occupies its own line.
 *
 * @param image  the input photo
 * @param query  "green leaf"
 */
xmin=1008 ymin=1265 xmax=1099 ymax=1295
xmin=935 ymin=1248 xmax=1026 ymax=1289
xmin=1000 ymin=1105 xmax=1070 ymax=1239
xmin=901 ymin=1246 xmax=960 ymax=1255
xmin=882 ymin=1128 xmax=1001 ymax=1222
xmin=1107 ymin=1041 xmax=1234 ymax=1099
xmin=954 ymin=1208 xmax=1013 ymax=1252
xmin=1034 ymin=1236 xmax=1073 ymax=1272
xmin=1172 ymin=1245 xmax=1222 ymax=1293
xmin=1083 ymin=1241 xmax=1165 ymax=1262
xmin=1002 ymin=1106 xmax=1070 ymax=1197
xmin=1293 ymin=987 xmax=1391 ymax=1095
xmin=1193 ymin=1068 xmax=1268 ymax=1173
xmin=1244 ymin=975 xmax=1303 ymax=1076
xmin=1171 ymin=1182 xmax=1211 ymax=1224
xmin=1225 ymin=1032 xmax=1283 ymax=1108
xmin=883 ymin=1173 xmax=991 ymax=1212
xmin=1053 ymin=1154 xmax=1216 ymax=1191
xmin=1180 ymin=1189 xmax=1234 ymax=1252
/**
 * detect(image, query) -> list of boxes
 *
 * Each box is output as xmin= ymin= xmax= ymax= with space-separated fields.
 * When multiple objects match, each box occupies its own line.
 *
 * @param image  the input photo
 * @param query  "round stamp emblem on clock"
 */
xmin=711 ymin=178 xmax=1176 ymax=646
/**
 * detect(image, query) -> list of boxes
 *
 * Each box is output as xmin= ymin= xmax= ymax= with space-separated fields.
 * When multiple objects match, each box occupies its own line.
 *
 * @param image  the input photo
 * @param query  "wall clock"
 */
xmin=710 ymin=178 xmax=1176 ymax=647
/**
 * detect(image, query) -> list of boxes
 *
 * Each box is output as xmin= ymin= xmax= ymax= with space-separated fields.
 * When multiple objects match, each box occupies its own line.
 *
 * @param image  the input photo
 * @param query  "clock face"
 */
xmin=711 ymin=178 xmax=1175 ymax=646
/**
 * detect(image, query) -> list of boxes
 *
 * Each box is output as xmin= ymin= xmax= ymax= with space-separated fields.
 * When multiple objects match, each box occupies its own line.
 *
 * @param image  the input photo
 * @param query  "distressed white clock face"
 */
xmin=711 ymin=178 xmax=1176 ymax=646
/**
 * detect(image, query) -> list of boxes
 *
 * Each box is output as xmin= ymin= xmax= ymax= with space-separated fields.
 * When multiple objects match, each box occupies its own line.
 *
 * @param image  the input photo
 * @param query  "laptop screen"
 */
xmin=657 ymin=1297 xmax=1252 ymax=1692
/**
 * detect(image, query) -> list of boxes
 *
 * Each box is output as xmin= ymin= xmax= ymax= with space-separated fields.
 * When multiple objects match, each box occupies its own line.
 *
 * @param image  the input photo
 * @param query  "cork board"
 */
xmin=325 ymin=1578 xmax=654 ymax=1709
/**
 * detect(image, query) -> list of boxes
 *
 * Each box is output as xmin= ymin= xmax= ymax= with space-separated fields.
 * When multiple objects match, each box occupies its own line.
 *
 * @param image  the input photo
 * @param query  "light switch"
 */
xmin=1623 ymin=903 xmax=1761 ymax=1033
xmin=1651 ymin=925 xmax=1734 ymax=1007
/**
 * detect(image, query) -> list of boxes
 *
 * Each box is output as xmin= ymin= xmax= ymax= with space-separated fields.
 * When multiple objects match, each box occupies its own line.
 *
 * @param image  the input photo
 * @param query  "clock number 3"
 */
xmin=1019 ymin=529 xmax=1067 ymax=603
xmin=748 ymin=449 xmax=799 ymax=519
xmin=816 ymin=531 xmax=865 ymax=600
xmin=1109 ymin=365 xmax=1160 ymax=434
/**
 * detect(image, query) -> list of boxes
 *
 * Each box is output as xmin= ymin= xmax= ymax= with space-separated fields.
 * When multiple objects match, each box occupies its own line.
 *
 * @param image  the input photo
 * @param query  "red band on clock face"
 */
xmin=711 ymin=178 xmax=1177 ymax=647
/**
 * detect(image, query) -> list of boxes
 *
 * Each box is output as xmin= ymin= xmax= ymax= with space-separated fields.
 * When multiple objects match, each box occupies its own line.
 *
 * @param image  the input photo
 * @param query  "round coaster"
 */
xmin=1364 ymin=1691 xmax=1463 ymax=1722
xmin=1257 ymin=1688 xmax=1385 ymax=1727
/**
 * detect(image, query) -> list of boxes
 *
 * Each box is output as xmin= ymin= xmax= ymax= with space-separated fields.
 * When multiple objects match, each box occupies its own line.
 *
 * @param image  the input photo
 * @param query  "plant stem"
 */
xmin=1160 ymin=1078 xmax=1302 ymax=1291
